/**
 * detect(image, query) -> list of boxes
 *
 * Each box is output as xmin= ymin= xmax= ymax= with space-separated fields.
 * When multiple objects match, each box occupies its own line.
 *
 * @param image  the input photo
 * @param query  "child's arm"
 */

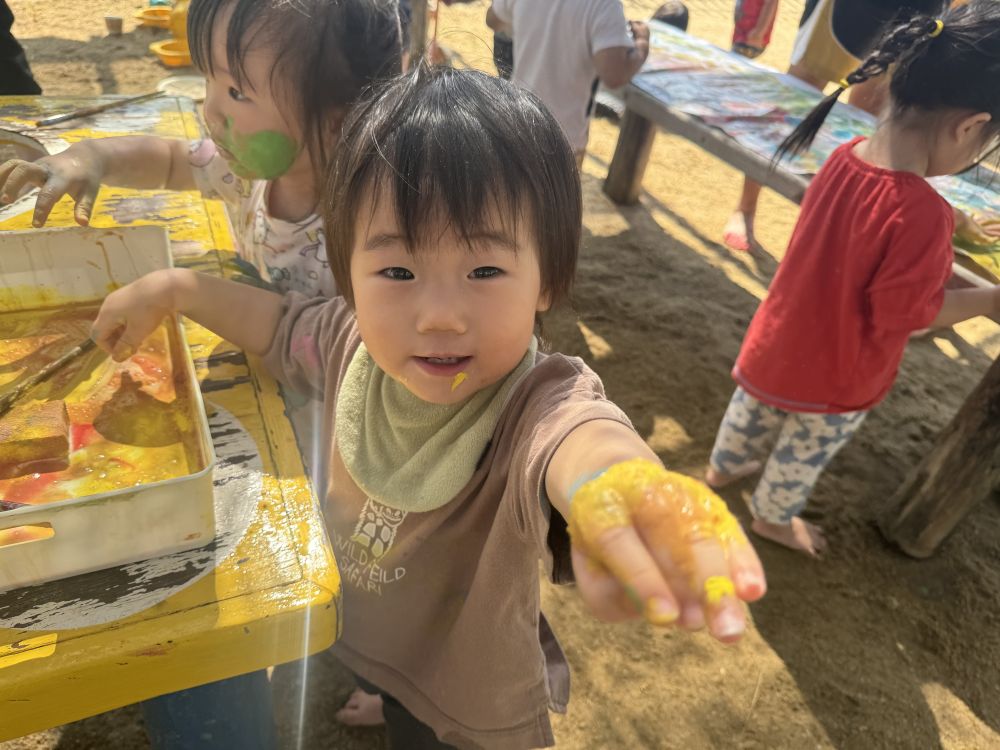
xmin=930 ymin=286 xmax=1000 ymax=329
xmin=545 ymin=419 xmax=766 ymax=643
xmin=592 ymin=21 xmax=650 ymax=89
xmin=0 ymin=136 xmax=195 ymax=227
xmin=91 ymin=268 xmax=284 ymax=361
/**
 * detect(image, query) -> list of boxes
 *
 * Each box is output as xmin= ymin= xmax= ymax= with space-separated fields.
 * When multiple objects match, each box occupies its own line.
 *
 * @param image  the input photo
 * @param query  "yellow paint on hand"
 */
xmin=0 ymin=633 xmax=57 ymax=669
xmin=451 ymin=372 xmax=467 ymax=391
xmin=569 ymin=458 xmax=746 ymax=595
xmin=703 ymin=576 xmax=736 ymax=607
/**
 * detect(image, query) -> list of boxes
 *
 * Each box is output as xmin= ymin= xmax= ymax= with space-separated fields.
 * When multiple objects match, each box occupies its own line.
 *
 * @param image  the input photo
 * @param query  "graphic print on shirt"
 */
xmin=333 ymin=498 xmax=408 ymax=595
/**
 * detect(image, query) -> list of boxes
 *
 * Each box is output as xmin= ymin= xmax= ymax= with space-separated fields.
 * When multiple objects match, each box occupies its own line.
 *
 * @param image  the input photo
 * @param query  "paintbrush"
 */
xmin=34 ymin=91 xmax=166 ymax=128
xmin=0 ymin=337 xmax=97 ymax=418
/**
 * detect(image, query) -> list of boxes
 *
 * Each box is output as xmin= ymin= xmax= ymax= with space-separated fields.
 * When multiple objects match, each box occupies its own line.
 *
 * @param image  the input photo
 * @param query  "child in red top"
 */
xmin=732 ymin=0 xmax=779 ymax=59
xmin=707 ymin=0 xmax=1000 ymax=556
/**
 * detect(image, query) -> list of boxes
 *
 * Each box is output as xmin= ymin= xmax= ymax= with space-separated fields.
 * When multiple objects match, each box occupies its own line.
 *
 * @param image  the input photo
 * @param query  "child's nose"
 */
xmin=414 ymin=285 xmax=467 ymax=334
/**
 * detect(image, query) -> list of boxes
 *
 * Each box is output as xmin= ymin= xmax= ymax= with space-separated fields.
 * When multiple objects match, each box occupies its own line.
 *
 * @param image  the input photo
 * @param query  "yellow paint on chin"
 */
xmin=450 ymin=372 xmax=467 ymax=391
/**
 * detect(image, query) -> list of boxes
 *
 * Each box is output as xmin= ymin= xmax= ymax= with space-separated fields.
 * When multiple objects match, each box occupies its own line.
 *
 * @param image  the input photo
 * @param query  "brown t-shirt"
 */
xmin=263 ymin=293 xmax=633 ymax=750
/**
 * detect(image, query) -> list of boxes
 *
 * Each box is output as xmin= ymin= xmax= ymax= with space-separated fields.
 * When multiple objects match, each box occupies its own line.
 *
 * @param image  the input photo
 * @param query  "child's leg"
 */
xmin=335 ymin=686 xmax=385 ymax=726
xmin=723 ymin=178 xmax=764 ymax=255
xmin=141 ymin=671 xmax=277 ymax=750
xmin=707 ymin=386 xmax=784 ymax=487
xmin=749 ymin=408 xmax=867 ymax=555
xmin=351 ymin=676 xmax=457 ymax=749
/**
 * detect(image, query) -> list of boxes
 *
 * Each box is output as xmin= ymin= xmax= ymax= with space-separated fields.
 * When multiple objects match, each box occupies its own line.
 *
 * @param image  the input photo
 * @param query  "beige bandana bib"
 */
xmin=335 ymin=339 xmax=537 ymax=512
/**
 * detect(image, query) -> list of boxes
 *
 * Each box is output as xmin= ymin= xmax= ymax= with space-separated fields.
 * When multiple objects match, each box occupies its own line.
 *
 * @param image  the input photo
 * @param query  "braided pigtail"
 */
xmin=774 ymin=15 xmax=944 ymax=163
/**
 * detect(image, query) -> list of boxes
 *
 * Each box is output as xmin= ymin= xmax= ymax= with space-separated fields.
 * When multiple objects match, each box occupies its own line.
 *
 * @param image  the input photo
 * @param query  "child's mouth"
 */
xmin=414 ymin=356 xmax=472 ymax=377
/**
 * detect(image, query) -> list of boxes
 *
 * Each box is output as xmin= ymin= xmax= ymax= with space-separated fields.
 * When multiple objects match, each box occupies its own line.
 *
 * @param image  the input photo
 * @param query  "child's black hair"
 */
xmin=776 ymin=0 xmax=1000 ymax=167
xmin=188 ymin=0 xmax=402 ymax=175
xmin=653 ymin=1 xmax=689 ymax=32
xmin=324 ymin=65 xmax=582 ymax=308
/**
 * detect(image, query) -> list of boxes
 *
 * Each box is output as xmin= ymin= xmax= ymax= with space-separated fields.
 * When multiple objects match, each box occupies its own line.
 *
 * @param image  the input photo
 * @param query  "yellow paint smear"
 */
xmin=451 ymin=372 xmax=467 ymax=391
xmin=703 ymin=576 xmax=736 ymax=607
xmin=569 ymin=459 xmax=745 ymax=590
xmin=0 ymin=633 xmax=58 ymax=669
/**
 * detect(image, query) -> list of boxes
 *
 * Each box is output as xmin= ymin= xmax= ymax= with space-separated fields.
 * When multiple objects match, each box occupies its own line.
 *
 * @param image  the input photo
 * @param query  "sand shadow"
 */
xmin=548 ymin=169 xmax=1000 ymax=748
xmin=22 ymin=30 xmax=171 ymax=94
xmin=51 ymin=704 xmax=151 ymax=749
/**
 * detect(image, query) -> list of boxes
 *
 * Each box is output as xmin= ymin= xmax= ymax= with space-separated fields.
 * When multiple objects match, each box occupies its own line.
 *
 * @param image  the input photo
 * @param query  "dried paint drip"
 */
xmin=451 ymin=372 xmax=467 ymax=391
xmin=568 ymin=458 xmax=744 ymax=607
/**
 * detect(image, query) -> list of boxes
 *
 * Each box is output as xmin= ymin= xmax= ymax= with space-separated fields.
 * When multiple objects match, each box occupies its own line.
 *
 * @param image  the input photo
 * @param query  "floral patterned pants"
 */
xmin=709 ymin=387 xmax=866 ymax=523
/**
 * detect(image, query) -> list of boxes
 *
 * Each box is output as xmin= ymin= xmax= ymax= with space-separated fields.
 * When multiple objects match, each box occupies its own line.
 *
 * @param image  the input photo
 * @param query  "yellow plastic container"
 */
xmin=134 ymin=8 xmax=171 ymax=29
xmin=170 ymin=0 xmax=189 ymax=41
xmin=150 ymin=39 xmax=192 ymax=68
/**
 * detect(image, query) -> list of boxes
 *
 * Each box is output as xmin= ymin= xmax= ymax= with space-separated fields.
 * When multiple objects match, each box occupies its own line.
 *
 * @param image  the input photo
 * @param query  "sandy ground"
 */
xmin=5 ymin=0 xmax=1000 ymax=748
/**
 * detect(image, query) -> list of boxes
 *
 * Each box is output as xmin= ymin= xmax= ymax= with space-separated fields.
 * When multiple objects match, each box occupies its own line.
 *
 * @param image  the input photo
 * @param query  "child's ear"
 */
xmin=536 ymin=289 xmax=552 ymax=314
xmin=954 ymin=111 xmax=993 ymax=147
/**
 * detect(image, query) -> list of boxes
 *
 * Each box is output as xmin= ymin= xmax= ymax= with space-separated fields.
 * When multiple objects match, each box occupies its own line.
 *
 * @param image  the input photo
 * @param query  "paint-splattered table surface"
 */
xmin=0 ymin=96 xmax=340 ymax=740
xmin=606 ymin=22 xmax=1000 ymax=281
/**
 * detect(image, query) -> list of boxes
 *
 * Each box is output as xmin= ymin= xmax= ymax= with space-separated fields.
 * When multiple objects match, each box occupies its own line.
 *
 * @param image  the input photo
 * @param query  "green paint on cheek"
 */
xmin=218 ymin=117 xmax=299 ymax=179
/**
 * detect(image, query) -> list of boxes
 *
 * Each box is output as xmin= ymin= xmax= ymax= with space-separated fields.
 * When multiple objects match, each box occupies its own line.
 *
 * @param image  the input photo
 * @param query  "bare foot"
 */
xmin=705 ymin=461 xmax=762 ymax=489
xmin=723 ymin=211 xmax=766 ymax=257
xmin=335 ymin=688 xmax=385 ymax=727
xmin=751 ymin=517 xmax=826 ymax=557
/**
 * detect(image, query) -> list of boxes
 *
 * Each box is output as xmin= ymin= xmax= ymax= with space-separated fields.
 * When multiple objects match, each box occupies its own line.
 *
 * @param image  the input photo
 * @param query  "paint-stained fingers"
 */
xmin=0 ymin=159 xmax=26 ymax=199
xmin=571 ymin=547 xmax=643 ymax=623
xmin=687 ymin=536 xmax=747 ymax=644
xmin=634 ymin=522 xmax=706 ymax=631
xmin=726 ymin=525 xmax=767 ymax=602
xmin=91 ymin=304 xmax=153 ymax=362
xmin=584 ymin=524 xmax=681 ymax=626
xmin=0 ymin=160 xmax=47 ymax=204
xmin=0 ymin=159 xmax=38 ymax=197
xmin=72 ymin=181 xmax=99 ymax=226
xmin=33 ymin=173 xmax=74 ymax=227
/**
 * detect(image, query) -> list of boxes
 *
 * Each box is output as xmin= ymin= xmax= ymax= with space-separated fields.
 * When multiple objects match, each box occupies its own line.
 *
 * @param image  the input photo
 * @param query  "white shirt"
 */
xmin=188 ymin=138 xmax=336 ymax=298
xmin=492 ymin=0 xmax=633 ymax=151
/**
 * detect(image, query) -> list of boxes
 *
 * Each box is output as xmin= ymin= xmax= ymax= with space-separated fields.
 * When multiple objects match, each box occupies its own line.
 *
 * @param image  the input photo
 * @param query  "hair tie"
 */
xmin=837 ymin=78 xmax=851 ymax=90
xmin=929 ymin=19 xmax=944 ymax=37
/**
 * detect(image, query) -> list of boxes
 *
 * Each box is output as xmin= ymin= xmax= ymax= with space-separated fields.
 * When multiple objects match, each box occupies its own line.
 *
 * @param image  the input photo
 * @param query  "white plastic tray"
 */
xmin=0 ymin=225 xmax=216 ymax=591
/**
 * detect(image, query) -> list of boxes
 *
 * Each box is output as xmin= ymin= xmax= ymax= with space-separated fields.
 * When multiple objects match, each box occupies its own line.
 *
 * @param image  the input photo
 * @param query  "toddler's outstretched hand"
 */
xmin=569 ymin=459 xmax=765 ymax=643
xmin=0 ymin=145 xmax=105 ymax=227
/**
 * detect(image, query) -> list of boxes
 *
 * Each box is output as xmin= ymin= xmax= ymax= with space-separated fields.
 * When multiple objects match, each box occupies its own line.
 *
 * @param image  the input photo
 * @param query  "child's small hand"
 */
xmin=0 ymin=144 xmax=106 ymax=227
xmin=92 ymin=269 xmax=180 ymax=361
xmin=954 ymin=208 xmax=1000 ymax=247
xmin=628 ymin=20 xmax=650 ymax=45
xmin=568 ymin=459 xmax=765 ymax=643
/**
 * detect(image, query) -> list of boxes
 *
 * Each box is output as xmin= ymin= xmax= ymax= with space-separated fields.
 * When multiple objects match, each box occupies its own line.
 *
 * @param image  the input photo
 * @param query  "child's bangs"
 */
xmin=189 ymin=0 xmax=288 ymax=92
xmin=367 ymin=101 xmax=530 ymax=254
xmin=326 ymin=67 xmax=582 ymax=307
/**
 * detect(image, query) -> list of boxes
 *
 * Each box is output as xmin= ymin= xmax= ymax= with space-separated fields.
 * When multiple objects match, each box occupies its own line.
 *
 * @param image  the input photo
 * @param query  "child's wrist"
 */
xmin=163 ymin=267 xmax=196 ymax=313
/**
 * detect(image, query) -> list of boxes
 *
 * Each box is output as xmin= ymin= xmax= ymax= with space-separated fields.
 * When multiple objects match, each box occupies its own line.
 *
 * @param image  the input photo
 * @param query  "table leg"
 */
xmin=879 ymin=354 xmax=1000 ymax=557
xmin=603 ymin=108 xmax=656 ymax=205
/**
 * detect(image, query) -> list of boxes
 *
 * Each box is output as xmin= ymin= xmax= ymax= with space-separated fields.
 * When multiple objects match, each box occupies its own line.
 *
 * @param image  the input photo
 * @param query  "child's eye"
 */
xmin=380 ymin=267 xmax=414 ymax=281
xmin=470 ymin=267 xmax=502 ymax=279
xmin=228 ymin=87 xmax=248 ymax=102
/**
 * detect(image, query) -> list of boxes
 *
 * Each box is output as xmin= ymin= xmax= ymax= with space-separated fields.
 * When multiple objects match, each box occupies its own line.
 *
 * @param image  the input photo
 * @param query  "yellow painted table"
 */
xmin=0 ymin=96 xmax=340 ymax=740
